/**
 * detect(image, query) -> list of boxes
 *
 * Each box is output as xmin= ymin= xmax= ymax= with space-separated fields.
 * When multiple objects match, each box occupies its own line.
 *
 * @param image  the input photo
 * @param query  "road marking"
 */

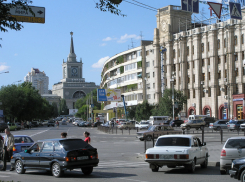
xmin=29 ymin=129 xmax=49 ymax=137
xmin=0 ymin=175 xmax=10 ymax=177
xmin=96 ymin=174 xmax=149 ymax=182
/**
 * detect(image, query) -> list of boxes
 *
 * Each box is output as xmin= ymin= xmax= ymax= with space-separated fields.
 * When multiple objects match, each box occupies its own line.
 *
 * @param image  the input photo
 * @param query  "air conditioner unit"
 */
xmin=201 ymin=81 xmax=204 ymax=85
xmin=224 ymin=78 xmax=227 ymax=82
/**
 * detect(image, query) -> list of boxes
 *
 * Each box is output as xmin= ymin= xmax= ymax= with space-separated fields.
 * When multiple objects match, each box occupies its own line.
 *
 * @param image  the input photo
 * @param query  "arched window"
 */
xmin=205 ymin=108 xmax=210 ymax=116
xmin=73 ymin=91 xmax=86 ymax=99
xmin=222 ymin=108 xmax=227 ymax=119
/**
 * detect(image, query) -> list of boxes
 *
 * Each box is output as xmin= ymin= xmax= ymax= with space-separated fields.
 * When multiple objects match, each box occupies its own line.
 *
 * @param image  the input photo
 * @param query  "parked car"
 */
xmin=92 ymin=121 xmax=102 ymax=127
xmin=227 ymin=120 xmax=245 ymax=131
xmin=11 ymin=138 xmax=99 ymax=177
xmin=61 ymin=120 xmax=67 ymax=125
xmin=240 ymin=123 xmax=245 ymax=131
xmin=229 ymin=157 xmax=245 ymax=181
xmin=136 ymin=125 xmax=180 ymax=141
xmin=12 ymin=135 xmax=34 ymax=154
xmin=180 ymin=120 xmax=206 ymax=130
xmin=145 ymin=135 xmax=208 ymax=172
xmin=136 ymin=121 xmax=150 ymax=130
xmin=78 ymin=121 xmax=86 ymax=127
xmin=7 ymin=123 xmax=17 ymax=131
xmin=15 ymin=123 xmax=21 ymax=130
xmin=117 ymin=121 xmax=136 ymax=130
xmin=163 ymin=120 xmax=171 ymax=125
xmin=101 ymin=121 xmax=110 ymax=127
xmin=116 ymin=119 xmax=126 ymax=124
xmin=32 ymin=121 xmax=39 ymax=127
xmin=210 ymin=119 xmax=229 ymax=131
xmin=203 ymin=117 xmax=216 ymax=127
xmin=220 ymin=137 xmax=245 ymax=174
xmin=169 ymin=120 xmax=184 ymax=127
xmin=0 ymin=122 xmax=8 ymax=132
xmin=84 ymin=122 xmax=92 ymax=127
xmin=47 ymin=120 xmax=55 ymax=127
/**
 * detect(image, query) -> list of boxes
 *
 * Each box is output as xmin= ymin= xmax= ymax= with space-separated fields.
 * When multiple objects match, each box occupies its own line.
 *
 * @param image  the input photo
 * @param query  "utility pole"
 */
xmin=91 ymin=91 xmax=93 ymax=123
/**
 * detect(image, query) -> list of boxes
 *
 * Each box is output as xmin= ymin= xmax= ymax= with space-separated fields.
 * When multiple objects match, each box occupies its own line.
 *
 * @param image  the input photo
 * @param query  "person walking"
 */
xmin=26 ymin=121 xmax=30 ymax=129
xmin=56 ymin=121 xmax=59 ymax=129
xmin=61 ymin=132 xmax=67 ymax=138
xmin=1 ymin=128 xmax=14 ymax=171
xmin=83 ymin=131 xmax=91 ymax=144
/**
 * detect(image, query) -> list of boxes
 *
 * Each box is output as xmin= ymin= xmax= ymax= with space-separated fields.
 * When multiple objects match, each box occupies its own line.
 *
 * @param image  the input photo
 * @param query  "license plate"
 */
xmin=159 ymin=155 xmax=174 ymax=159
xmin=77 ymin=156 xmax=89 ymax=160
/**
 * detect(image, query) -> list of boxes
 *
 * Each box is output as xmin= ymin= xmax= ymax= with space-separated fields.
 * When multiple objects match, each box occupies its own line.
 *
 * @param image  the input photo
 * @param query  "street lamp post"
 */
xmin=170 ymin=72 xmax=176 ymax=120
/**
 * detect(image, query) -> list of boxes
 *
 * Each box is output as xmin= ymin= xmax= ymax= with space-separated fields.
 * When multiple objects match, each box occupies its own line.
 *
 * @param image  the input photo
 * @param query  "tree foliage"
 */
xmin=59 ymin=99 xmax=69 ymax=115
xmin=135 ymin=101 xmax=153 ymax=121
xmin=0 ymin=82 xmax=56 ymax=122
xmin=96 ymin=0 xmax=125 ymax=17
xmin=127 ymin=106 xmax=136 ymax=120
xmin=152 ymin=89 xmax=187 ymax=118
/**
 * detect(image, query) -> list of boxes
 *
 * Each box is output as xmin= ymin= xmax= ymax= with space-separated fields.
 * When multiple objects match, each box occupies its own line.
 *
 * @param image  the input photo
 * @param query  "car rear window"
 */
xmin=155 ymin=137 xmax=190 ymax=147
xmin=59 ymin=139 xmax=93 ymax=151
xmin=225 ymin=139 xmax=245 ymax=148
xmin=14 ymin=136 xmax=33 ymax=143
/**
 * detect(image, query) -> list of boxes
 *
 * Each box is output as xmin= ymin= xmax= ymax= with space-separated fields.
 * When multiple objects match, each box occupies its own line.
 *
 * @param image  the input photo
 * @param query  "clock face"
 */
xmin=161 ymin=20 xmax=168 ymax=32
xmin=72 ymin=68 xmax=78 ymax=74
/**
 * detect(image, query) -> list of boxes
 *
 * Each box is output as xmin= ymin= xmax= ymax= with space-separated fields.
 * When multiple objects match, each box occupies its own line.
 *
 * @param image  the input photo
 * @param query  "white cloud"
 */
xmin=117 ymin=34 xmax=141 ymax=43
xmin=103 ymin=37 xmax=113 ymax=41
xmin=0 ymin=63 xmax=9 ymax=72
xmin=100 ymin=43 xmax=107 ymax=46
xmin=92 ymin=56 xmax=110 ymax=68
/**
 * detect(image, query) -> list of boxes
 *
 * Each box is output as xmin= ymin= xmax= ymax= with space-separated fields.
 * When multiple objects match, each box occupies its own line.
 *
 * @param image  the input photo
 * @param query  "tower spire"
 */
xmin=68 ymin=31 xmax=77 ymax=62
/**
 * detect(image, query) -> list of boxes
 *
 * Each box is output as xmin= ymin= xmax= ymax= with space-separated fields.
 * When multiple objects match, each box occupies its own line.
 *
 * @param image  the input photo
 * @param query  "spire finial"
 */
xmin=70 ymin=31 xmax=73 ymax=36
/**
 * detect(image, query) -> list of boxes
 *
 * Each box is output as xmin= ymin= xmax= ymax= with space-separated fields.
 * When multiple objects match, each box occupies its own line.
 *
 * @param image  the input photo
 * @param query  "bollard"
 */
xmin=182 ymin=130 xmax=185 ymax=135
xmin=116 ymin=127 xmax=117 ymax=134
xmin=129 ymin=128 xmax=130 ymax=135
xmin=137 ymin=127 xmax=139 ymax=132
xmin=220 ymin=129 xmax=223 ymax=144
xmin=202 ymin=129 xmax=204 ymax=143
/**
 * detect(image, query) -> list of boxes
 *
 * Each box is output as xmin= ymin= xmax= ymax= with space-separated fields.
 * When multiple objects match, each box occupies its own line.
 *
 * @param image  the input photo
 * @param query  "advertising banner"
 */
xmin=69 ymin=109 xmax=78 ymax=115
xmin=97 ymin=89 xmax=121 ymax=102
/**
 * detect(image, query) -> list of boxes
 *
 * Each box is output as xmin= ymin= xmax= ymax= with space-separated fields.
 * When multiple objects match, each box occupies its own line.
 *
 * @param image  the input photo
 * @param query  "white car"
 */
xmin=136 ymin=120 xmax=150 ymax=130
xmin=240 ymin=123 xmax=245 ymax=131
xmin=145 ymin=135 xmax=208 ymax=173
xmin=220 ymin=137 xmax=245 ymax=174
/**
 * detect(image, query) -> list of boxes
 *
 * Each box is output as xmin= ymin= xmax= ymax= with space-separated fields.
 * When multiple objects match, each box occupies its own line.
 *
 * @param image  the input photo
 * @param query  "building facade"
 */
xmin=52 ymin=32 xmax=99 ymax=109
xmin=41 ymin=94 xmax=61 ymax=109
xmin=24 ymin=68 xmax=49 ymax=95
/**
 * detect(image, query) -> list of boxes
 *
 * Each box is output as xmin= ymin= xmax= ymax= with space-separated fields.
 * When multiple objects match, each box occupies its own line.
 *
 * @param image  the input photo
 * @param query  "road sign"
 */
xmin=91 ymin=104 xmax=94 ymax=108
xmin=181 ymin=0 xmax=199 ymax=14
xmin=207 ymin=2 xmax=222 ymax=19
xmin=229 ymin=2 xmax=242 ymax=20
xmin=6 ymin=4 xmax=45 ymax=23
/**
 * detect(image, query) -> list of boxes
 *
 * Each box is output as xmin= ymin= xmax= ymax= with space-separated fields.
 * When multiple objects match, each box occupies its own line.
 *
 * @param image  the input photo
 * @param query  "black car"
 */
xmin=11 ymin=138 xmax=99 ymax=177
xmin=229 ymin=157 xmax=245 ymax=181
xmin=92 ymin=121 xmax=102 ymax=127
xmin=0 ymin=122 xmax=8 ymax=132
xmin=169 ymin=120 xmax=184 ymax=127
xmin=47 ymin=121 xmax=55 ymax=127
xmin=203 ymin=117 xmax=216 ymax=126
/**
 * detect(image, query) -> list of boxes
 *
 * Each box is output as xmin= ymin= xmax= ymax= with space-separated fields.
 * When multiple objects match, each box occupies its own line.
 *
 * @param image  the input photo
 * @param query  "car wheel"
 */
xmin=187 ymin=126 xmax=191 ymax=130
xmin=151 ymin=166 xmax=159 ymax=172
xmin=200 ymin=156 xmax=208 ymax=168
xmin=187 ymin=160 xmax=196 ymax=173
xmin=52 ymin=162 xmax=63 ymax=177
xmin=240 ymin=169 xmax=245 ymax=181
xmin=139 ymin=138 xmax=144 ymax=141
xmin=220 ymin=169 xmax=226 ymax=175
xmin=15 ymin=160 xmax=25 ymax=174
xmin=200 ymin=126 xmax=204 ymax=130
xmin=216 ymin=127 xmax=221 ymax=131
xmin=81 ymin=167 xmax=93 ymax=175
xmin=146 ymin=135 xmax=152 ymax=141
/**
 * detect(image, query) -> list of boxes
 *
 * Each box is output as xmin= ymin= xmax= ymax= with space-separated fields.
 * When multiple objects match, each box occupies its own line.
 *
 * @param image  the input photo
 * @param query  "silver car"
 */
xmin=220 ymin=137 xmax=245 ymax=174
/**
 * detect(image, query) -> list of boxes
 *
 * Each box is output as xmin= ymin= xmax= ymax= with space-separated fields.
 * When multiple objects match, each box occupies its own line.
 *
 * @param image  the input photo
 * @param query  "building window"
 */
xmin=173 ymin=49 xmax=175 ymax=58
xmin=188 ymin=75 xmax=190 ymax=83
xmin=217 ymin=39 xmax=220 ymax=49
xmin=218 ymin=56 xmax=221 ymax=64
xmin=202 ymin=59 xmax=205 ymax=67
xmin=243 ymin=67 xmax=245 ymax=75
xmin=208 ymin=58 xmax=210 ymax=66
xmin=208 ymin=42 xmax=210 ymax=51
xmin=192 ymin=46 xmax=194 ymax=55
xmin=224 ymin=55 xmax=227 ymax=63
xmin=242 ymin=34 xmax=244 ymax=44
xmin=146 ymin=73 xmax=150 ymax=78
xmin=235 ymin=68 xmax=239 ymax=77
xmin=154 ymin=94 xmax=155 ymax=99
xmin=218 ymin=70 xmax=221 ymax=79
xmin=208 ymin=87 xmax=211 ymax=97
xmin=193 ymin=89 xmax=195 ymax=98
xmin=225 ymin=69 xmax=227 ymax=78
xmin=193 ymin=61 xmax=195 ymax=68
xmin=235 ymin=53 xmax=238 ymax=61
xmin=153 ymin=72 xmax=155 ymax=78
xmin=173 ymin=64 xmax=176 ymax=72
xmin=235 ymin=84 xmax=239 ymax=94
xmin=178 ymin=49 xmax=180 ymax=57
xmin=208 ymin=72 xmax=211 ymax=80
xmin=225 ymin=85 xmax=227 ymax=95
xmin=193 ymin=74 xmax=195 ymax=83
xmin=202 ymin=73 xmax=205 ymax=81
xmin=146 ymin=62 xmax=150 ymax=67
xmin=224 ymin=38 xmax=226 ymax=48
xmin=153 ymin=60 xmax=154 ymax=66
xmin=202 ymin=88 xmax=205 ymax=97
xmin=201 ymin=43 xmax=204 ymax=52
xmin=153 ymin=83 xmax=155 ymax=89
xmin=218 ymin=86 xmax=221 ymax=96
xmin=147 ymin=83 xmax=150 ymax=89
xmin=235 ymin=35 xmax=238 ymax=45
xmin=147 ymin=94 xmax=151 ymax=99
xmin=188 ymin=90 xmax=190 ymax=99
xmin=187 ymin=46 xmax=189 ymax=56
xmin=146 ymin=51 xmax=149 ymax=56
xmin=243 ymin=51 xmax=245 ymax=60
xmin=187 ymin=62 xmax=190 ymax=69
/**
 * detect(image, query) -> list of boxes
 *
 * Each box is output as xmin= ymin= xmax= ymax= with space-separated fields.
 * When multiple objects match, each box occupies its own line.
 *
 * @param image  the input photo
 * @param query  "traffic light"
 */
xmin=109 ymin=0 xmax=122 ymax=4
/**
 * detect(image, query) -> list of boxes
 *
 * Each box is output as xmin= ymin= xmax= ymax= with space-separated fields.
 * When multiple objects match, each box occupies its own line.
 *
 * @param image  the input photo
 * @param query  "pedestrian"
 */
xmin=111 ymin=120 xmax=114 ymax=127
xmin=61 ymin=132 xmax=67 ymax=138
xmin=56 ymin=121 xmax=59 ymax=129
xmin=83 ymin=131 xmax=91 ymax=144
xmin=29 ymin=121 xmax=32 ymax=129
xmin=1 ymin=128 xmax=14 ymax=171
xmin=26 ymin=121 xmax=30 ymax=129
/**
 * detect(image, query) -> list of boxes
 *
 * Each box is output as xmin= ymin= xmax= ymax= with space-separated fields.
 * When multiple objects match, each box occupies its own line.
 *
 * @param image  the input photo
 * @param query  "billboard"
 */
xmin=97 ymin=89 xmax=121 ymax=102
xmin=69 ymin=109 xmax=78 ymax=115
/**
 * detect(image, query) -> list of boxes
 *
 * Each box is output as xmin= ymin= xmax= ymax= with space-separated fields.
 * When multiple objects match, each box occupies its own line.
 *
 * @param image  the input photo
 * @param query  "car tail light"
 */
xmin=145 ymin=154 xmax=159 ymax=159
xmin=13 ymin=145 xmax=17 ymax=152
xmin=174 ymin=154 xmax=189 ymax=159
xmin=90 ymin=154 xmax=98 ymax=159
xmin=65 ymin=157 xmax=70 ymax=162
xmin=70 ymin=157 xmax=77 ymax=161
xmin=221 ymin=149 xmax=226 ymax=156
xmin=227 ymin=125 xmax=230 ymax=127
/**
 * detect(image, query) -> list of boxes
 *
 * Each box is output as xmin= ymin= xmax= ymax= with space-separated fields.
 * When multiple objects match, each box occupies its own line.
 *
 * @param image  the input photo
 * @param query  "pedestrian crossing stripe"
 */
xmin=231 ymin=4 xmax=241 ymax=18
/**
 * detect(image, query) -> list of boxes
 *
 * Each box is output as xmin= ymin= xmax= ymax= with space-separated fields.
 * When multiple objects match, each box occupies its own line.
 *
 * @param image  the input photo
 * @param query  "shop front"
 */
xmin=232 ymin=94 xmax=245 ymax=120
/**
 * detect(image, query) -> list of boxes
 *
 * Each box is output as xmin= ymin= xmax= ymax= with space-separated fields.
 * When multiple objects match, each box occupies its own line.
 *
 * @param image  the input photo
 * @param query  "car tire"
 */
xmin=151 ymin=166 xmax=159 ymax=172
xmin=200 ymin=126 xmax=204 ymax=130
xmin=139 ymin=138 xmax=144 ymax=141
xmin=216 ymin=127 xmax=221 ymax=131
xmin=81 ymin=167 xmax=93 ymax=175
xmin=220 ymin=170 xmax=226 ymax=175
xmin=240 ymin=169 xmax=245 ymax=181
xmin=187 ymin=160 xmax=196 ymax=173
xmin=52 ymin=162 xmax=63 ymax=177
xmin=146 ymin=135 xmax=152 ymax=141
xmin=187 ymin=126 xmax=191 ymax=130
xmin=15 ymin=160 xmax=25 ymax=174
xmin=200 ymin=156 xmax=208 ymax=168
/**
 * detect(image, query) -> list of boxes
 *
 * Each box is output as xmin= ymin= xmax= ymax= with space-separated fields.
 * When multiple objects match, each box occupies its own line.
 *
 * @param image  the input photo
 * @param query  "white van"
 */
xmin=188 ymin=115 xmax=207 ymax=120
xmin=149 ymin=116 xmax=170 ymax=125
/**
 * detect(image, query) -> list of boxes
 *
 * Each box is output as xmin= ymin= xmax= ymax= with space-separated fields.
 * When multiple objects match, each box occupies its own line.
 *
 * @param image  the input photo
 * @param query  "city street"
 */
xmin=0 ymin=123 xmax=238 ymax=182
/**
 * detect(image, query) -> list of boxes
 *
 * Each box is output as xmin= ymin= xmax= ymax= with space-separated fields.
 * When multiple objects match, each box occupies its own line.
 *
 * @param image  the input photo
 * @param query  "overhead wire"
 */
xmin=131 ymin=0 xmax=158 ymax=10
xmin=123 ymin=0 xmax=157 ymax=12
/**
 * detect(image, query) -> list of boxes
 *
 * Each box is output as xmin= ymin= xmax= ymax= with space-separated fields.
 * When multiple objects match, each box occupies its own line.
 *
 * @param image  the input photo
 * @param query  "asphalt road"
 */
xmin=0 ymin=124 xmax=236 ymax=182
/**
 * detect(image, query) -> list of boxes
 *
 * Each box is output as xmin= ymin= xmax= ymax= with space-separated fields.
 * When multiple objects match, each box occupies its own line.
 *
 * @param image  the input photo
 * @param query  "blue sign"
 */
xmin=91 ymin=104 xmax=94 ymax=108
xmin=229 ymin=2 xmax=242 ymax=20
xmin=181 ymin=0 xmax=199 ymax=14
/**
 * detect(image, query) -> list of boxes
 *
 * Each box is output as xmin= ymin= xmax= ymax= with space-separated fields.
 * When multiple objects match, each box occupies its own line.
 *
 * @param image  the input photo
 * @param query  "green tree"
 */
xmin=127 ymin=106 xmax=136 ymax=120
xmin=153 ymin=89 xmax=187 ymax=118
xmin=135 ymin=101 xmax=152 ymax=121
xmin=51 ymin=102 xmax=59 ymax=118
xmin=59 ymin=99 xmax=68 ymax=115
xmin=75 ymin=105 xmax=88 ymax=120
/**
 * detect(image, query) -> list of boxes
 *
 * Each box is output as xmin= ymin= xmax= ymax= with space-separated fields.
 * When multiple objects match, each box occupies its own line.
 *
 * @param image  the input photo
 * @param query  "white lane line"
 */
xmin=99 ymin=162 xmax=147 ymax=166
xmin=0 ymin=175 xmax=10 ymax=177
xmin=30 ymin=129 xmax=49 ymax=137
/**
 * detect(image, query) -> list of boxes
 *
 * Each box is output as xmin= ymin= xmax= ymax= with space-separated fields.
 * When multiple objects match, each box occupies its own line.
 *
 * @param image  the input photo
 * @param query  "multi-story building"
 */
xmin=24 ymin=68 xmax=49 ymax=95
xmin=52 ymin=32 xmax=99 ymax=109
xmin=100 ymin=40 xmax=157 ymax=111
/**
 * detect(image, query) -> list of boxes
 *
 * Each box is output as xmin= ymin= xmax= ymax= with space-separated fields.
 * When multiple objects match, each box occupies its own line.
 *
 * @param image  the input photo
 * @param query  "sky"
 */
xmin=0 ymin=0 xmax=220 ymax=89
